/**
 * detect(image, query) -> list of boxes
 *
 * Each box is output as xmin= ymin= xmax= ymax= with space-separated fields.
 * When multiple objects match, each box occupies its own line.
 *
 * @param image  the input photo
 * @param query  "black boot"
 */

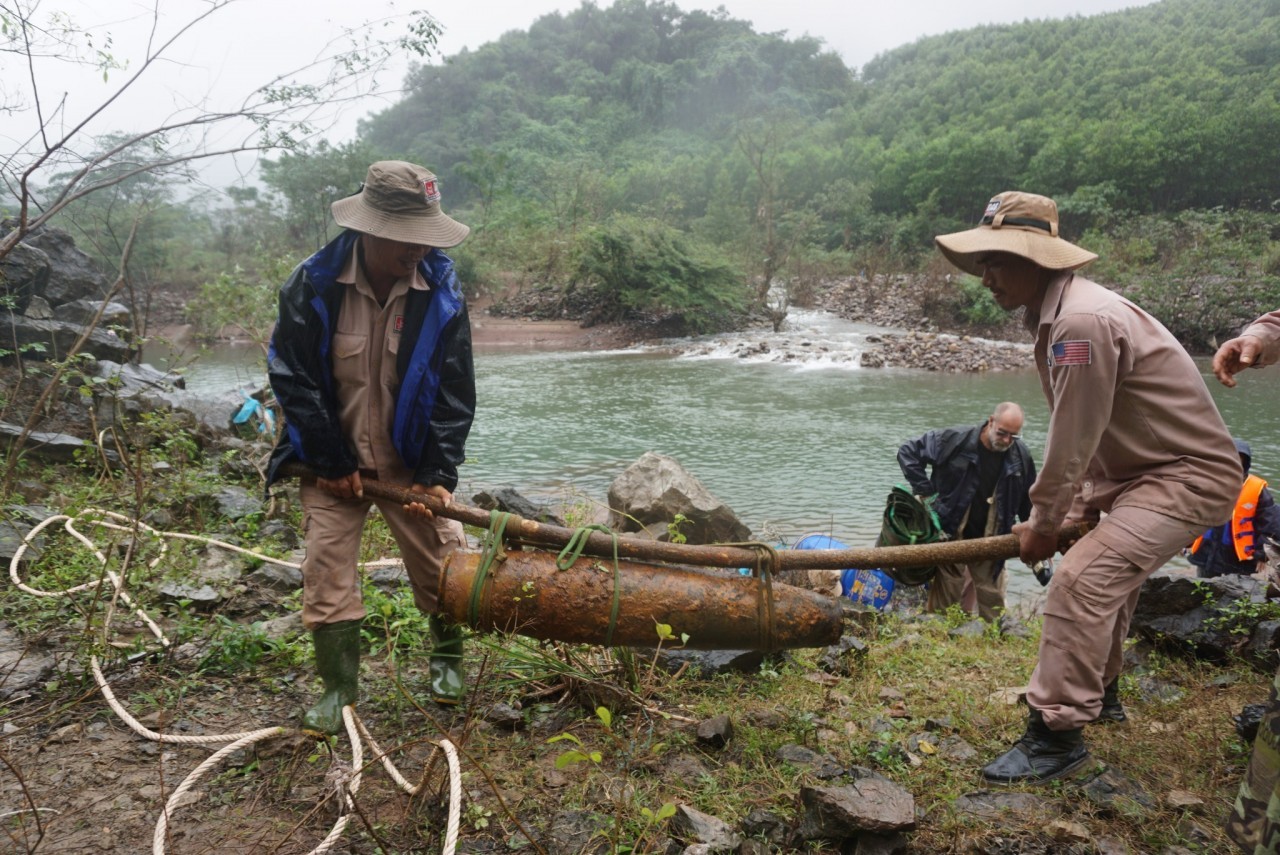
xmin=982 ymin=708 xmax=1090 ymax=784
xmin=1090 ymin=677 xmax=1127 ymax=724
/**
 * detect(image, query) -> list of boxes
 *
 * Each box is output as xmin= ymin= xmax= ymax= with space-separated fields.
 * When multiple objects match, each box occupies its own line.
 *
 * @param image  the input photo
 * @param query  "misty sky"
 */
xmin=7 ymin=0 xmax=1159 ymax=186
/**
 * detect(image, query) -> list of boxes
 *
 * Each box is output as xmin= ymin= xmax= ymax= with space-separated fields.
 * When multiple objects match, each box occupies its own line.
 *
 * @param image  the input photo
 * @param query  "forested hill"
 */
xmin=361 ymin=0 xmax=1278 ymax=228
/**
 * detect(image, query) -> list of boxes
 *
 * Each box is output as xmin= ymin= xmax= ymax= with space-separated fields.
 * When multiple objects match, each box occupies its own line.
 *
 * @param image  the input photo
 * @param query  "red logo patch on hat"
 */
xmin=422 ymin=178 xmax=441 ymax=204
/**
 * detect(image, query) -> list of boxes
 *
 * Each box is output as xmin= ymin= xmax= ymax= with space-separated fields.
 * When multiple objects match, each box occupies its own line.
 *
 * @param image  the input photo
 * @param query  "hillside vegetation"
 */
xmin=324 ymin=0 xmax=1280 ymax=342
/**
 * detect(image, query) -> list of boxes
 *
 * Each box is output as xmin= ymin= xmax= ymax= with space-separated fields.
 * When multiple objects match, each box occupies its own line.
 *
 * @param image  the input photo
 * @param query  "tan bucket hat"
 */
xmin=934 ymin=190 xmax=1096 ymax=276
xmin=331 ymin=160 xmax=470 ymax=248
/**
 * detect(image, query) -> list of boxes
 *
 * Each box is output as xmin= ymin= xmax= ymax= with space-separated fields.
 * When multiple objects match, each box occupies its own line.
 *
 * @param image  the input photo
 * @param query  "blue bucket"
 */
xmin=793 ymin=533 xmax=895 ymax=610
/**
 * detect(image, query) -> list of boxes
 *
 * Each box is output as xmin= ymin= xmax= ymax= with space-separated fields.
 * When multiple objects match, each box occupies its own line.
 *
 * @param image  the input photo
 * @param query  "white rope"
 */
xmin=8 ymin=508 xmax=464 ymax=854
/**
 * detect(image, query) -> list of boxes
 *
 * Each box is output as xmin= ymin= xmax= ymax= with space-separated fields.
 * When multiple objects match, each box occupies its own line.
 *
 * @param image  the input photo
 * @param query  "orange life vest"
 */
xmin=1190 ymin=474 xmax=1267 ymax=561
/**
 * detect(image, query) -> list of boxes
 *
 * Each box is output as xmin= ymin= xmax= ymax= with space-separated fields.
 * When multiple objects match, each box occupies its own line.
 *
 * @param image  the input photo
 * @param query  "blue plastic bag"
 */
xmin=793 ymin=533 xmax=895 ymax=610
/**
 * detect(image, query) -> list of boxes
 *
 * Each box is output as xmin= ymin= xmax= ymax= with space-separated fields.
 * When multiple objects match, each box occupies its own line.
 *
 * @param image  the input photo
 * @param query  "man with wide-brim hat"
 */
xmin=935 ymin=190 xmax=1242 ymax=784
xmin=266 ymin=160 xmax=477 ymax=733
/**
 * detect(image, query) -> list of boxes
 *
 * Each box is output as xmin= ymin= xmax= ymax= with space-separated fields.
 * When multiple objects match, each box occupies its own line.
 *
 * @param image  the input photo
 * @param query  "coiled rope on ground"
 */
xmin=7 ymin=508 xmax=463 ymax=855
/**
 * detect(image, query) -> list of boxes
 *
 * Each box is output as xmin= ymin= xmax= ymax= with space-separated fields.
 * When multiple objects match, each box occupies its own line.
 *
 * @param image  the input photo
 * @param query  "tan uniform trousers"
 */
xmin=299 ymin=477 xmax=466 ymax=629
xmin=1028 ymin=505 xmax=1201 ymax=730
xmin=926 ymin=560 xmax=1006 ymax=621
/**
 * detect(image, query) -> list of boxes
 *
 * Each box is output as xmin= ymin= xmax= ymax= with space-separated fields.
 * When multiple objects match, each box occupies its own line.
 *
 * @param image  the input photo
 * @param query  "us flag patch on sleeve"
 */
xmin=1049 ymin=340 xmax=1092 ymax=366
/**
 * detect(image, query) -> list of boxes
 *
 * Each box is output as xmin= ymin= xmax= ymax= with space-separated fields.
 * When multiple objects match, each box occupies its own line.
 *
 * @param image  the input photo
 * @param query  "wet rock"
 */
xmin=953 ymin=790 xmax=1055 ymax=823
xmin=775 ymin=744 xmax=845 ymax=779
xmin=0 ymin=241 xmax=50 ymax=314
xmin=544 ymin=811 xmax=612 ymax=855
xmin=696 ymin=714 xmax=733 ymax=749
xmin=1131 ymin=573 xmax=1276 ymax=669
xmin=472 ymin=487 xmax=566 ymax=526
xmin=246 ymin=564 xmax=303 ymax=594
xmin=852 ymin=831 xmax=909 ymax=854
xmin=948 ymin=619 xmax=988 ymax=638
xmin=156 ymin=582 xmax=223 ymax=608
xmin=0 ymin=313 xmax=131 ymax=363
xmin=211 ymin=485 xmax=262 ymax=520
xmin=52 ymin=299 xmax=131 ymax=329
xmin=1074 ymin=767 xmax=1156 ymax=813
xmin=252 ymin=612 xmax=303 ymax=641
xmin=607 ymin=452 xmax=751 ymax=544
xmin=670 ymin=804 xmax=743 ymax=851
xmin=654 ymin=648 xmax=771 ymax=676
xmin=818 ymin=634 xmax=868 ymax=676
xmin=20 ymin=224 xmax=112 ymax=306
xmin=1236 ymin=702 xmax=1268 ymax=742
xmin=484 ymin=702 xmax=525 ymax=730
xmin=0 ymin=623 xmax=57 ymax=700
xmin=796 ymin=779 xmax=916 ymax=840
xmin=740 ymin=808 xmax=789 ymax=845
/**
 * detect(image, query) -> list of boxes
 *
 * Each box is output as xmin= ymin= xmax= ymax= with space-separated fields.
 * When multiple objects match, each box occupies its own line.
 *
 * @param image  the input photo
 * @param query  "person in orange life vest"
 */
xmin=1187 ymin=439 xmax=1280 ymax=578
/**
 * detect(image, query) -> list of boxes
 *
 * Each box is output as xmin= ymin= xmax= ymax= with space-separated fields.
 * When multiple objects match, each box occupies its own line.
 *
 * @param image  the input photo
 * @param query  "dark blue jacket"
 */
xmin=266 ymin=230 xmax=475 ymax=491
xmin=1189 ymin=441 xmax=1280 ymax=577
xmin=896 ymin=423 xmax=1035 ymax=574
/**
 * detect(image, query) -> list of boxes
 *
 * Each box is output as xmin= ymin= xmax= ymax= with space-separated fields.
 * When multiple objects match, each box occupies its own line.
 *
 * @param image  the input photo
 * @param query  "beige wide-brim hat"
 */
xmin=934 ymin=190 xmax=1096 ymax=277
xmin=332 ymin=160 xmax=470 ymax=248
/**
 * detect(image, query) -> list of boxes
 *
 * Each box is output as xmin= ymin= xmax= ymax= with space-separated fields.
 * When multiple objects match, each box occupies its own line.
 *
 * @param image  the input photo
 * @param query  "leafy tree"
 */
xmin=571 ymin=214 xmax=746 ymax=334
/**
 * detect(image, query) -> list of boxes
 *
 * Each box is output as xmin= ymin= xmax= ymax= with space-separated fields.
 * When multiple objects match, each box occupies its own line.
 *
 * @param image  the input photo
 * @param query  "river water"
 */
xmin=158 ymin=308 xmax=1280 ymax=608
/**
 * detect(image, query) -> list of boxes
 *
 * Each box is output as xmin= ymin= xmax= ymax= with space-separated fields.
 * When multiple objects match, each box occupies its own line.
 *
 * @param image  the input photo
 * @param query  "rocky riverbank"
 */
xmin=485 ymin=274 xmax=1038 ymax=372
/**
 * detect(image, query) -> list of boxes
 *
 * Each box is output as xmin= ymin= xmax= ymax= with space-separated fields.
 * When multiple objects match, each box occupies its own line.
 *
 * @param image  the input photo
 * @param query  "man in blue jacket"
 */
xmin=896 ymin=402 xmax=1036 ymax=621
xmin=267 ymin=161 xmax=476 ymax=733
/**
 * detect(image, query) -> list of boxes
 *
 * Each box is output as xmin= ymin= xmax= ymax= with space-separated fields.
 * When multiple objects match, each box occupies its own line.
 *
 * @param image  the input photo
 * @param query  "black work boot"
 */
xmin=302 ymin=620 xmax=362 ymax=735
xmin=981 ymin=708 xmax=1091 ymax=784
xmin=1090 ymin=677 xmax=1127 ymax=724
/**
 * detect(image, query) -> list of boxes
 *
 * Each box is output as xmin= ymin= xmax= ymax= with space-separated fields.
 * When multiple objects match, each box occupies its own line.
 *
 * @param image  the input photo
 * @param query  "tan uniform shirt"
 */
xmin=330 ymin=247 xmax=430 ymax=479
xmin=1028 ymin=273 xmax=1240 ymax=535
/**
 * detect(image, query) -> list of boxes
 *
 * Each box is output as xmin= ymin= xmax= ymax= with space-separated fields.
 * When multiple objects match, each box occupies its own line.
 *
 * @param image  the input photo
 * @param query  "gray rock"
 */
xmin=212 ymin=485 xmax=262 ymax=520
xmin=670 ymin=804 xmax=742 ymax=851
xmin=23 ymin=296 xmax=53 ymax=320
xmin=953 ymin=790 xmax=1054 ymax=822
xmin=0 ymin=623 xmax=57 ymax=700
xmin=471 ymin=487 xmax=566 ymax=526
xmin=1074 ymin=767 xmax=1156 ymax=813
xmin=245 ymin=564 xmax=303 ymax=594
xmin=696 ymin=714 xmax=733 ymax=749
xmin=796 ymin=780 xmax=916 ymax=840
xmin=52 ymin=299 xmax=131 ymax=329
xmin=607 ymin=452 xmax=751 ymax=545
xmin=0 ymin=313 xmax=131 ymax=363
xmin=544 ymin=811 xmax=611 ymax=855
xmin=253 ymin=612 xmax=303 ymax=640
xmin=156 ymin=582 xmax=223 ymax=607
xmin=775 ymin=744 xmax=845 ymax=779
xmin=0 ymin=241 xmax=50 ymax=314
xmin=948 ymin=619 xmax=987 ymax=638
xmin=21 ymin=225 xmax=111 ymax=306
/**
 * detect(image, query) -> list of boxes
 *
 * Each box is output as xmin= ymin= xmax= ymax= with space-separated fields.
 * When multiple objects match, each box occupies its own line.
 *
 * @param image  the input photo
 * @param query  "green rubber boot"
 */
xmin=428 ymin=615 xmax=466 ymax=705
xmin=302 ymin=620 xmax=362 ymax=734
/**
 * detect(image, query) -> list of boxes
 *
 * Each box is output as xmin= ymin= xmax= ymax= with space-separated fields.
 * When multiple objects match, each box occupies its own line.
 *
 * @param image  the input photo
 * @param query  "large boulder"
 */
xmin=0 ymin=313 xmax=132 ymax=363
xmin=18 ymin=225 xmax=111 ymax=306
xmin=606 ymin=452 xmax=750 ymax=545
xmin=0 ymin=241 xmax=51 ymax=315
xmin=1130 ymin=572 xmax=1278 ymax=669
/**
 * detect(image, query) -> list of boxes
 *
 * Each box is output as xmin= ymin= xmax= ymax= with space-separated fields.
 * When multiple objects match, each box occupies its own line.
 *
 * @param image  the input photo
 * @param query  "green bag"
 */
xmin=877 ymin=486 xmax=944 ymax=587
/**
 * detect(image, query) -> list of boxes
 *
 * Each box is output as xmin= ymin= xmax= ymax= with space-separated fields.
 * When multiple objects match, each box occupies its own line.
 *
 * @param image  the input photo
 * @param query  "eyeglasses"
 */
xmin=993 ymin=427 xmax=1020 ymax=440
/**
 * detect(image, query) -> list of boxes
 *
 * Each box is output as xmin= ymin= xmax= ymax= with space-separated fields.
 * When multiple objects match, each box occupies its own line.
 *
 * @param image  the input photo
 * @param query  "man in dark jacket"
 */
xmin=896 ymin=402 xmax=1035 ymax=621
xmin=267 ymin=160 xmax=476 ymax=733
xmin=1187 ymin=439 xmax=1280 ymax=578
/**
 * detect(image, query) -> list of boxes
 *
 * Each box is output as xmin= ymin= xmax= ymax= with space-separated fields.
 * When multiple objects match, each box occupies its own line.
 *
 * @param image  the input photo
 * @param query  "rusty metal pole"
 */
xmin=280 ymin=463 xmax=1088 ymax=571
